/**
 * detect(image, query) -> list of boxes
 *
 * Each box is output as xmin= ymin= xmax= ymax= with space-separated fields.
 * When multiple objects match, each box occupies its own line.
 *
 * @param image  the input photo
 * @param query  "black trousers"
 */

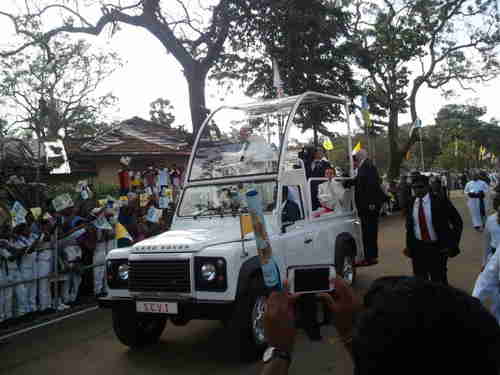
xmin=411 ymin=241 xmax=448 ymax=285
xmin=360 ymin=211 xmax=380 ymax=260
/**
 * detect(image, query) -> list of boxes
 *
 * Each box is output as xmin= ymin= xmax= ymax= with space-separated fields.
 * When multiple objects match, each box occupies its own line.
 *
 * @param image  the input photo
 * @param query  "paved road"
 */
xmin=0 ymin=193 xmax=486 ymax=375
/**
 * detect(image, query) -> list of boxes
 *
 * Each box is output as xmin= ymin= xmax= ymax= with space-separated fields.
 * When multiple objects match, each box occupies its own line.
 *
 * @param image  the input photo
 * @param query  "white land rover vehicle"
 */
xmin=99 ymin=92 xmax=364 ymax=360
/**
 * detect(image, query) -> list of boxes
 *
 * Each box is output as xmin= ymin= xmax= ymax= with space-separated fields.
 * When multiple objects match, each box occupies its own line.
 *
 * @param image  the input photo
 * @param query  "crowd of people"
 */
xmin=0 ymin=160 xmax=182 ymax=327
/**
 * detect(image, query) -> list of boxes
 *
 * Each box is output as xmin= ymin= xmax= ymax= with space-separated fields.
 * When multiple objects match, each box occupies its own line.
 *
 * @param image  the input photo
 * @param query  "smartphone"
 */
xmin=287 ymin=265 xmax=336 ymax=294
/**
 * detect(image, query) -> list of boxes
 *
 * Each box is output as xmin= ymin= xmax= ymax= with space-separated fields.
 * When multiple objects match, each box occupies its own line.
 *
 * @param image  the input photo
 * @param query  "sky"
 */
xmin=1 ymin=1 xmax=500 ymax=134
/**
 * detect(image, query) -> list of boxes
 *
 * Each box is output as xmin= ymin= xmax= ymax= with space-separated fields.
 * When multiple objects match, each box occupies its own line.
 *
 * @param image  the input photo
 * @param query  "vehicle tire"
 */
xmin=112 ymin=306 xmax=167 ymax=348
xmin=227 ymin=275 xmax=268 ymax=362
xmin=335 ymin=241 xmax=357 ymax=286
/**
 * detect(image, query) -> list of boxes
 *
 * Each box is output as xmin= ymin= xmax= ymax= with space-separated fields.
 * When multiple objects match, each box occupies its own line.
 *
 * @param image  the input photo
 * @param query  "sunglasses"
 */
xmin=413 ymin=185 xmax=427 ymax=189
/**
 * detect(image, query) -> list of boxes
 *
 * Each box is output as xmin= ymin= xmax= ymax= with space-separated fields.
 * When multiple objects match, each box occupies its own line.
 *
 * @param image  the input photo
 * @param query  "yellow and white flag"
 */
xmin=240 ymin=214 xmax=254 ymax=239
xmin=352 ymin=142 xmax=362 ymax=154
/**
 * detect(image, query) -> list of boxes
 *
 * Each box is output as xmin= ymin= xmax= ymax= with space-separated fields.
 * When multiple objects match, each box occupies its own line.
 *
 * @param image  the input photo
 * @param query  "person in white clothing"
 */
xmin=482 ymin=195 xmax=500 ymax=270
xmin=472 ymin=247 xmax=500 ymax=324
xmin=464 ymin=174 xmax=490 ymax=231
xmin=1 ymin=229 xmax=29 ymax=318
xmin=316 ymin=167 xmax=346 ymax=215
xmin=37 ymin=220 xmax=54 ymax=311
xmin=93 ymin=226 xmax=112 ymax=296
xmin=18 ymin=224 xmax=40 ymax=314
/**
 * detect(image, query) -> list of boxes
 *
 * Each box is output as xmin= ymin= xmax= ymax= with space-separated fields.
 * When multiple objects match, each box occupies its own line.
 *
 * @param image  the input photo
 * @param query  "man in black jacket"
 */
xmin=301 ymin=147 xmax=331 ymax=210
xmin=403 ymin=174 xmax=463 ymax=285
xmin=351 ymin=149 xmax=386 ymax=266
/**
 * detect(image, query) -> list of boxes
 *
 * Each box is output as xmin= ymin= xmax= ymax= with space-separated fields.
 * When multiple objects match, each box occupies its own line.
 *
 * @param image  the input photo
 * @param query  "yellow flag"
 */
xmin=115 ymin=222 xmax=133 ymax=241
xmin=240 ymin=214 xmax=254 ymax=238
xmin=353 ymin=142 xmax=362 ymax=153
xmin=323 ymin=139 xmax=334 ymax=150
xmin=30 ymin=207 xmax=42 ymax=219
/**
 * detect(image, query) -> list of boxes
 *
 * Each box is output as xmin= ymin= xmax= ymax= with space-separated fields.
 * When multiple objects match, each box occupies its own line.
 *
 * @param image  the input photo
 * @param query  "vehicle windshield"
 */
xmin=189 ymin=98 xmax=297 ymax=181
xmin=178 ymin=181 xmax=277 ymax=217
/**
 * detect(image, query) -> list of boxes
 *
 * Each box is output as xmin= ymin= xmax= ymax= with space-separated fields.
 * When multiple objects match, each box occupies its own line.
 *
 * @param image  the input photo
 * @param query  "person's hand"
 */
xmin=403 ymin=248 xmax=411 ymax=258
xmin=318 ymin=277 xmax=362 ymax=338
xmin=264 ymin=286 xmax=298 ymax=353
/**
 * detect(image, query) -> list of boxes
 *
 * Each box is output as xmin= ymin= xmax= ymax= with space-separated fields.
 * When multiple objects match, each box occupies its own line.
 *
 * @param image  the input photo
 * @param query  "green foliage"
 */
xmin=0 ymin=33 xmax=121 ymax=139
xmin=149 ymin=98 xmax=176 ymax=127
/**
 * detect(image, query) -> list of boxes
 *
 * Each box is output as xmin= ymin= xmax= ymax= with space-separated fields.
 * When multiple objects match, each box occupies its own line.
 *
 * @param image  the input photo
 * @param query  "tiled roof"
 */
xmin=80 ymin=117 xmax=191 ymax=154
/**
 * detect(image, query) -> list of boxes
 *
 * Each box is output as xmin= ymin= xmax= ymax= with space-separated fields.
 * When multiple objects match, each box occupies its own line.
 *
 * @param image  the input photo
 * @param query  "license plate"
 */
xmin=136 ymin=301 xmax=178 ymax=314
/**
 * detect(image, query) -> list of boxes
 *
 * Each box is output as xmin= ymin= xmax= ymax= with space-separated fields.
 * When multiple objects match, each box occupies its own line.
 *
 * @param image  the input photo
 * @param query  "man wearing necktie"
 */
xmin=404 ymin=175 xmax=463 ymax=284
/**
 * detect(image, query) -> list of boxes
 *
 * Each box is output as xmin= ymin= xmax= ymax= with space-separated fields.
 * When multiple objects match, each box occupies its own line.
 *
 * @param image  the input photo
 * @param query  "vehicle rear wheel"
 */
xmin=112 ymin=307 xmax=167 ymax=348
xmin=227 ymin=276 xmax=267 ymax=362
xmin=335 ymin=243 xmax=357 ymax=286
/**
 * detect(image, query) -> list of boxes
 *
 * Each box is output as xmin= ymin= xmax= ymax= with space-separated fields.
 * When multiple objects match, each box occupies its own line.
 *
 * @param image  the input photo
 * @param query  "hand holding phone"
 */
xmin=287 ymin=265 xmax=336 ymax=294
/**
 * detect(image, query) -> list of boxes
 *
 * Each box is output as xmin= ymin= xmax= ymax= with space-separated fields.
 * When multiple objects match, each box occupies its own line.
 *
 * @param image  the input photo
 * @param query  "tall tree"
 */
xmin=0 ymin=34 xmax=120 ymax=139
xmin=212 ymin=0 xmax=361 ymax=139
xmin=349 ymin=0 xmax=500 ymax=178
xmin=0 ymin=1 xmax=245 ymax=136
xmin=149 ymin=98 xmax=175 ymax=127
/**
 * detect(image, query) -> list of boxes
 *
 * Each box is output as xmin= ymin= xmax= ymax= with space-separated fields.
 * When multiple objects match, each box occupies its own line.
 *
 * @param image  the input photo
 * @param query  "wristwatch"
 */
xmin=263 ymin=346 xmax=292 ymax=365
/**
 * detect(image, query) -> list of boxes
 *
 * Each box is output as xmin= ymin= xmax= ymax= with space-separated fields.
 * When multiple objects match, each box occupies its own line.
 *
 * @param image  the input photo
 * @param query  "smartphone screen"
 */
xmin=293 ymin=267 xmax=331 ymax=293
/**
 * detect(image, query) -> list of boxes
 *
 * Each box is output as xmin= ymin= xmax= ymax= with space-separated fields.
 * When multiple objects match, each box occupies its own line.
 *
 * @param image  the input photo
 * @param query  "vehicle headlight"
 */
xmin=118 ymin=263 xmax=129 ymax=280
xmin=201 ymin=263 xmax=217 ymax=281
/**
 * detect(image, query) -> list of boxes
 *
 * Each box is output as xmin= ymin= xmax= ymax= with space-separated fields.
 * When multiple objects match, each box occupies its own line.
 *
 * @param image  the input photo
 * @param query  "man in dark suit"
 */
xmin=403 ymin=174 xmax=463 ymax=285
xmin=302 ymin=148 xmax=331 ymax=210
xmin=350 ymin=149 xmax=386 ymax=266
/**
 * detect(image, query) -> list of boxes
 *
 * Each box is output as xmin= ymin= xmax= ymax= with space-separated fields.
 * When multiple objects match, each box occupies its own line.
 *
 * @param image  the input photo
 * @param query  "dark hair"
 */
xmin=412 ymin=174 xmax=429 ymax=186
xmin=352 ymin=277 xmax=500 ymax=375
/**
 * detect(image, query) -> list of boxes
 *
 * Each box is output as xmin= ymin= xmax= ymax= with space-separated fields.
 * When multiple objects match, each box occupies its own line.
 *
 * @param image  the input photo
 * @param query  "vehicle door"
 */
xmin=308 ymin=177 xmax=363 ymax=264
xmin=279 ymin=183 xmax=329 ymax=269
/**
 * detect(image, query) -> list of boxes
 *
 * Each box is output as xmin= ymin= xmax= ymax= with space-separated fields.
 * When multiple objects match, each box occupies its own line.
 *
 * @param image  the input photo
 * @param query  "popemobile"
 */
xmin=99 ymin=92 xmax=365 ymax=361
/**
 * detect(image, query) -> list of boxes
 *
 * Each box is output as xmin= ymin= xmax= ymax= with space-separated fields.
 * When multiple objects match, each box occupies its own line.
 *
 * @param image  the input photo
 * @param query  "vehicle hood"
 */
xmin=132 ymin=227 xmax=244 ymax=253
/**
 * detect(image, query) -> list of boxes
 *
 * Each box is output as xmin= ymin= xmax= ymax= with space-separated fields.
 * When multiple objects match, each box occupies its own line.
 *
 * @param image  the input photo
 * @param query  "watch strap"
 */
xmin=264 ymin=347 xmax=292 ymax=365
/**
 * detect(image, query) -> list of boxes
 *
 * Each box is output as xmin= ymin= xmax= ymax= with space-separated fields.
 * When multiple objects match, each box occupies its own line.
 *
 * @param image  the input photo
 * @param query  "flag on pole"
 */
xmin=240 ymin=214 xmax=254 ymax=239
xmin=323 ymin=139 xmax=334 ymax=150
xmin=272 ymin=58 xmax=284 ymax=98
xmin=360 ymin=96 xmax=372 ymax=128
xmin=352 ymin=142 xmax=362 ymax=154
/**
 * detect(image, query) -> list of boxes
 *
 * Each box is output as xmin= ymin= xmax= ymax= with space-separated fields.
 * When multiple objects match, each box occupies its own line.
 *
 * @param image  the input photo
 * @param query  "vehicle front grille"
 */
xmin=129 ymin=260 xmax=191 ymax=293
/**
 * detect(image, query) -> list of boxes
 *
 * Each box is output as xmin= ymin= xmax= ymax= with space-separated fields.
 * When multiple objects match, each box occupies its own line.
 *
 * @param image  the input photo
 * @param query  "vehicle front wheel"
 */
xmin=112 ymin=307 xmax=167 ymax=348
xmin=227 ymin=276 xmax=268 ymax=362
xmin=335 ymin=243 xmax=357 ymax=286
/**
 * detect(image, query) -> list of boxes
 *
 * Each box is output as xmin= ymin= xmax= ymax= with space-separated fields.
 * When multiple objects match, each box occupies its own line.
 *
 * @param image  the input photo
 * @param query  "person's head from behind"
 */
xmin=352 ymin=277 xmax=500 ymax=375
xmin=352 ymin=148 xmax=367 ymax=168
xmin=412 ymin=174 xmax=429 ymax=198
xmin=313 ymin=148 xmax=324 ymax=161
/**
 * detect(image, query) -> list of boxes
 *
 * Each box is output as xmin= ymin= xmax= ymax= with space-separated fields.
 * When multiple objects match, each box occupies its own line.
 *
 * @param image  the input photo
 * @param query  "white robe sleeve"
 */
xmin=472 ymin=249 xmax=500 ymax=301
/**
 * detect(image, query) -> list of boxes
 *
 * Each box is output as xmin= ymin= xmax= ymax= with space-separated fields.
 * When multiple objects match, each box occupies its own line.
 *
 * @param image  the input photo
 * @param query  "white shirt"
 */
xmin=483 ymin=213 xmax=500 ymax=265
xmin=464 ymin=180 xmax=489 ymax=196
xmin=412 ymin=193 xmax=438 ymax=241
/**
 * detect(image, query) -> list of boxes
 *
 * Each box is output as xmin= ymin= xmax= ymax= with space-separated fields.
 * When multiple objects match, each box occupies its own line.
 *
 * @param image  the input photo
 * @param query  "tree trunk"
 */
xmin=387 ymin=106 xmax=403 ymax=180
xmin=186 ymin=66 xmax=208 ymax=138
